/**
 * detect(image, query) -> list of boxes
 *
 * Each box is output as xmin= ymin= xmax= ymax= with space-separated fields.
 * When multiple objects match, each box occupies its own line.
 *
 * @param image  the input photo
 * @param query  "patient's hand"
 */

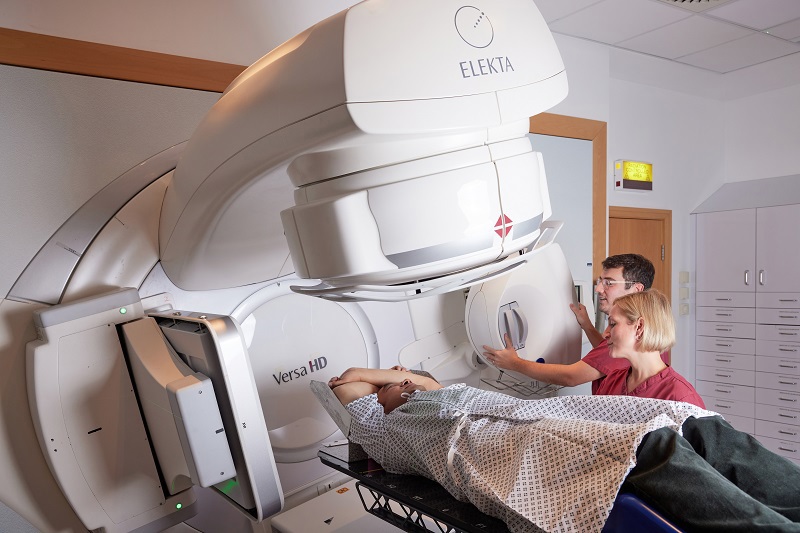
xmin=482 ymin=334 xmax=522 ymax=371
xmin=328 ymin=367 xmax=363 ymax=388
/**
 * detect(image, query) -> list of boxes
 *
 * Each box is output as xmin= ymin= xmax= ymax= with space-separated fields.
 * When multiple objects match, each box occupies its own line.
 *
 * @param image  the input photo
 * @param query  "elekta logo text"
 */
xmin=273 ymin=356 xmax=328 ymax=384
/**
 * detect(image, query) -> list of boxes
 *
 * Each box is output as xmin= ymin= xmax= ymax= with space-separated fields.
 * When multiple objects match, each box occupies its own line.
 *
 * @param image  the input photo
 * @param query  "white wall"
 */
xmin=725 ymin=83 xmax=800 ymax=184
xmin=0 ymin=0 xmax=357 ymax=65
xmin=546 ymin=34 xmax=800 ymax=383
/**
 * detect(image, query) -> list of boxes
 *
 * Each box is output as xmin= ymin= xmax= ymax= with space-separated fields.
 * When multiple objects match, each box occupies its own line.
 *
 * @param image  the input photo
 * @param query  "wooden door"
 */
xmin=608 ymin=207 xmax=672 ymax=302
xmin=609 ymin=207 xmax=672 ymax=363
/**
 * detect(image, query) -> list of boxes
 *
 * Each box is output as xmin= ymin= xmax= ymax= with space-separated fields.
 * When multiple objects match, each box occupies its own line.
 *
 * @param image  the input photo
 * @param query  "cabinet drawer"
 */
xmin=705 ymin=397 xmax=754 ymax=418
xmin=697 ymin=292 xmax=755 ymax=308
xmin=720 ymin=413 xmax=755 ymax=435
xmin=756 ymin=387 xmax=800 ymax=408
xmin=756 ymin=403 xmax=800 ymax=425
xmin=757 ymin=308 xmax=800 ymax=325
xmin=758 ymin=436 xmax=800 ymax=461
xmin=696 ymin=365 xmax=755 ymax=386
xmin=696 ymin=380 xmax=755 ymax=402
xmin=756 ymin=372 xmax=800 ymax=392
xmin=757 ymin=357 xmax=800 ymax=375
xmin=696 ymin=351 xmax=755 ymax=371
xmin=756 ymin=340 xmax=800 ymax=359
xmin=697 ymin=307 xmax=755 ymax=324
xmin=696 ymin=336 xmax=755 ymax=355
xmin=757 ymin=324 xmax=800 ymax=342
xmin=757 ymin=293 xmax=800 ymax=309
xmin=697 ymin=322 xmax=755 ymax=339
xmin=756 ymin=419 xmax=800 ymax=443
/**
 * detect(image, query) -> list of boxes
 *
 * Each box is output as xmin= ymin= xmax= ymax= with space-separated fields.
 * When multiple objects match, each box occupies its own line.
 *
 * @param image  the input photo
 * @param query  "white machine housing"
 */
xmin=19 ymin=0 xmax=574 ymax=531
xmin=159 ymin=0 xmax=567 ymax=293
xmin=27 ymin=288 xmax=283 ymax=532
xmin=466 ymin=243 xmax=583 ymax=382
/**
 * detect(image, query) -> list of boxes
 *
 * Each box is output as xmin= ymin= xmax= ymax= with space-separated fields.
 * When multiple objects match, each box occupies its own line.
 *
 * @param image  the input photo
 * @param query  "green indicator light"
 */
xmin=119 ymin=308 xmax=127 ymax=314
xmin=176 ymin=503 xmax=182 ymax=509
xmin=219 ymin=479 xmax=239 ymax=494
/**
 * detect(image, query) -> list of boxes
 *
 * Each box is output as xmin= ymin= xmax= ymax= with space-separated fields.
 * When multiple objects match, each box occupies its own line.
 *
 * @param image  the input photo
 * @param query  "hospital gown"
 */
xmin=346 ymin=383 xmax=715 ymax=533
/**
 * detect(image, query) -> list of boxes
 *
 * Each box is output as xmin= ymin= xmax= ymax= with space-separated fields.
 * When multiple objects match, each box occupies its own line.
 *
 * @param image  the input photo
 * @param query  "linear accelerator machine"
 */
xmin=7 ymin=0 xmax=587 ymax=531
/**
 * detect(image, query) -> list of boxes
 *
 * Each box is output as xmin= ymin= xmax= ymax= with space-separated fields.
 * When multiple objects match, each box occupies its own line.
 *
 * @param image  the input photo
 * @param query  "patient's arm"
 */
xmin=329 ymin=367 xmax=442 ymax=393
xmin=331 ymin=381 xmax=379 ymax=406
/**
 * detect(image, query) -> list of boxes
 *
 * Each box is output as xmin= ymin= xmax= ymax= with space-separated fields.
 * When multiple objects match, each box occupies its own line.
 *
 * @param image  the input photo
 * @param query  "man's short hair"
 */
xmin=602 ymin=254 xmax=655 ymax=289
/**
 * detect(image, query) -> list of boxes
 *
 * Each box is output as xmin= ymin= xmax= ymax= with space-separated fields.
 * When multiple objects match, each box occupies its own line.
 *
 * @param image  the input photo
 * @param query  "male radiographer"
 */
xmin=483 ymin=253 xmax=661 ymax=392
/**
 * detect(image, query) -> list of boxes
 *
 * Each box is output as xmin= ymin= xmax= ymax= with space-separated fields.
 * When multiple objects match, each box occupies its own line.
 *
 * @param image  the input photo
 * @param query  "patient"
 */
xmin=328 ymin=368 xmax=800 ymax=533
xmin=599 ymin=289 xmax=705 ymax=407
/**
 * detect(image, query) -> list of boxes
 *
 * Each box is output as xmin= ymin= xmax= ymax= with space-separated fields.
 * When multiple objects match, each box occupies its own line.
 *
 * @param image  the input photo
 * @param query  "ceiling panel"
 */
xmin=618 ymin=15 xmax=750 ymax=59
xmin=767 ymin=18 xmax=800 ymax=42
xmin=548 ymin=0 xmax=691 ymax=45
xmin=676 ymin=32 xmax=800 ymax=73
xmin=541 ymin=0 xmax=800 ymax=75
xmin=532 ymin=0 xmax=605 ymax=24
xmin=705 ymin=0 xmax=800 ymax=31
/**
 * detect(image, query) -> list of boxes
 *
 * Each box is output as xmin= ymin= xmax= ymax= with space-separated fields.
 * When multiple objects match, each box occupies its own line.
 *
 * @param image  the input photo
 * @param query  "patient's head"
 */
xmin=377 ymin=379 xmax=427 ymax=413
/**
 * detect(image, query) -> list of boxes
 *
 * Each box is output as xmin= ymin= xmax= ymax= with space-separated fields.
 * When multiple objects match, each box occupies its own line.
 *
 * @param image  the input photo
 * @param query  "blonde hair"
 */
xmin=612 ymin=290 xmax=675 ymax=353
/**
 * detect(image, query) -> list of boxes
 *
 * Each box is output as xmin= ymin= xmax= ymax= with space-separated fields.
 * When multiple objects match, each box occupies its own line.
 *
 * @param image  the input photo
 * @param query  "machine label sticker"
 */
xmin=272 ymin=356 xmax=328 ymax=384
xmin=455 ymin=6 xmax=494 ymax=48
xmin=494 ymin=214 xmax=513 ymax=238
xmin=459 ymin=57 xmax=515 ymax=78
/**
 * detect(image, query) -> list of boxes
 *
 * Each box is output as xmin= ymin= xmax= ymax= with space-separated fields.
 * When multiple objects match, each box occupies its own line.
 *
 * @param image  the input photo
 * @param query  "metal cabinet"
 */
xmin=696 ymin=206 xmax=800 ymax=464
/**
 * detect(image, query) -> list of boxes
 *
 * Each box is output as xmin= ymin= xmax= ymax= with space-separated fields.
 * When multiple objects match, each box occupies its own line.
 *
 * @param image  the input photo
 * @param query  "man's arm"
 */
xmin=570 ymin=303 xmax=604 ymax=348
xmin=483 ymin=334 xmax=603 ymax=387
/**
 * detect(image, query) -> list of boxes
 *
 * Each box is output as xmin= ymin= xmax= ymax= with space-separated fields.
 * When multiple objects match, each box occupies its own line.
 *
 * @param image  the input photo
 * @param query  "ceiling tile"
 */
xmin=618 ymin=14 xmax=751 ymax=59
xmin=705 ymin=0 xmax=800 ymax=31
xmin=767 ymin=17 xmax=800 ymax=41
xmin=675 ymin=32 xmax=800 ymax=72
xmin=548 ymin=0 xmax=691 ymax=45
xmin=654 ymin=0 xmax=738 ymax=14
xmin=531 ymin=0 xmax=605 ymax=23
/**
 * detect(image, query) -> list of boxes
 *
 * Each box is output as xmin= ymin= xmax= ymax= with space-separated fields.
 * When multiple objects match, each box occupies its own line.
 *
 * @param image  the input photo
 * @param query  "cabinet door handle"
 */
xmin=759 ymin=270 xmax=765 ymax=285
xmin=779 ymin=299 xmax=799 ymax=303
xmin=715 ymin=342 xmax=732 ymax=347
xmin=744 ymin=270 xmax=750 ymax=286
xmin=779 ymin=397 xmax=798 ymax=403
xmin=778 ymin=446 xmax=798 ymax=453
xmin=714 ymin=388 xmax=732 ymax=394
xmin=778 ymin=413 xmax=798 ymax=419
xmin=715 ymin=327 xmax=732 ymax=332
xmin=779 ymin=347 xmax=798 ymax=353
xmin=715 ymin=298 xmax=732 ymax=301
xmin=715 ymin=312 xmax=732 ymax=317
xmin=714 ymin=357 xmax=732 ymax=363
xmin=779 ymin=315 xmax=798 ymax=319
xmin=779 ymin=380 xmax=799 ymax=386
xmin=778 ymin=364 xmax=798 ymax=369
xmin=715 ymin=373 xmax=732 ymax=378
xmin=779 ymin=430 xmax=798 ymax=436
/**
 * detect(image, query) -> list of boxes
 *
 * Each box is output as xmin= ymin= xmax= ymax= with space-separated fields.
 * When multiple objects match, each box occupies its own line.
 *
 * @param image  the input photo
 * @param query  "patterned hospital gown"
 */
xmin=346 ymin=383 xmax=715 ymax=533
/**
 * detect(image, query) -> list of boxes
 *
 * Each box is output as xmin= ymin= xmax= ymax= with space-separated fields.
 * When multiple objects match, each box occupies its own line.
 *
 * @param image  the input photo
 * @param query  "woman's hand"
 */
xmin=482 ymin=334 xmax=522 ymax=371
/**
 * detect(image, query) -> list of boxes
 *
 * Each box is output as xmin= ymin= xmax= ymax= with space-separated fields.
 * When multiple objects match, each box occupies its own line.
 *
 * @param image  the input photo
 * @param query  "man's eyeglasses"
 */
xmin=595 ymin=278 xmax=636 ymax=288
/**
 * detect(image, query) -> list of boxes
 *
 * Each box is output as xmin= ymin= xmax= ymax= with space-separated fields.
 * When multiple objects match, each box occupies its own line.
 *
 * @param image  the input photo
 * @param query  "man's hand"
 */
xmin=570 ymin=302 xmax=592 ymax=329
xmin=482 ymin=333 xmax=522 ymax=372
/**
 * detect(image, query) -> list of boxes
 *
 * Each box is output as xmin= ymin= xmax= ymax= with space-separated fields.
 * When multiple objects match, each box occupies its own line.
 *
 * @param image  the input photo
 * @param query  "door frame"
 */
xmin=530 ymin=113 xmax=607 ymax=280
